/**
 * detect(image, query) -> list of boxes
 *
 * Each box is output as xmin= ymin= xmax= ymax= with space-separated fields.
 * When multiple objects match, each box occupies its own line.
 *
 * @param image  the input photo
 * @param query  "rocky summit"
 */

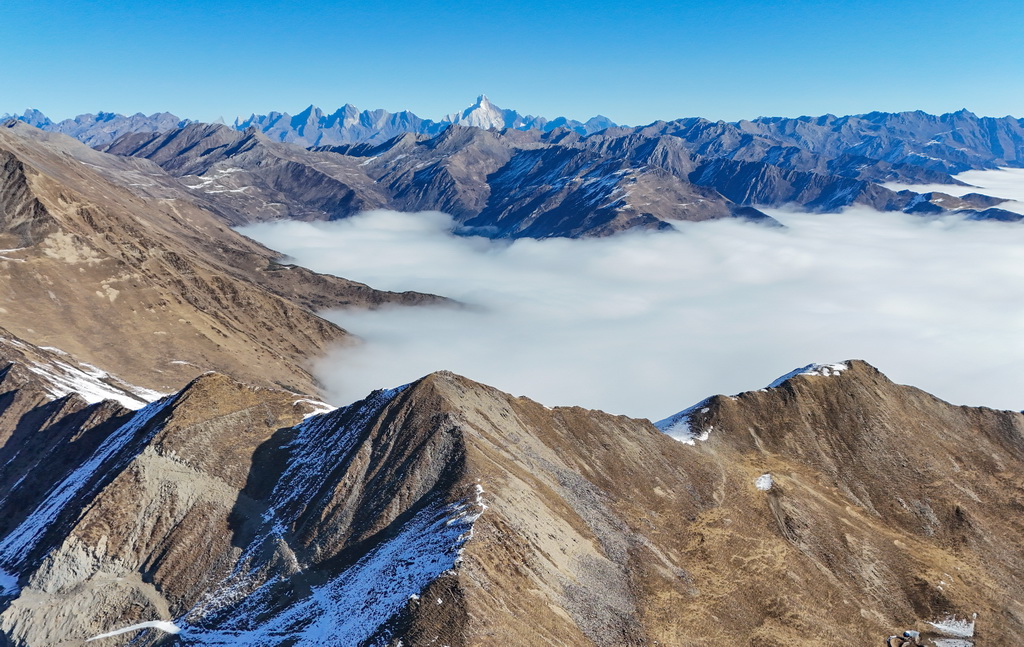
xmin=0 ymin=347 xmax=1018 ymax=646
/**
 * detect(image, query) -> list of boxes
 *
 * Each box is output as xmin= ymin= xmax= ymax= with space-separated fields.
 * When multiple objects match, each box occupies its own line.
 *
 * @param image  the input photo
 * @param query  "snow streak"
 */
xmin=0 ymin=396 xmax=173 ymax=594
xmin=175 ymin=385 xmax=486 ymax=646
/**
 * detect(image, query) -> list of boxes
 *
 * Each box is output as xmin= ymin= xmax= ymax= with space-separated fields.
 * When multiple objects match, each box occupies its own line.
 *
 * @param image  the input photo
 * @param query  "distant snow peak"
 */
xmin=766 ymin=362 xmax=849 ymax=389
xmin=448 ymin=94 xmax=513 ymax=130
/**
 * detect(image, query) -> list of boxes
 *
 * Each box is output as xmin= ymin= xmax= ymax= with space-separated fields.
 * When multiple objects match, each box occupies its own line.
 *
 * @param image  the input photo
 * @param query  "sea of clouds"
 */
xmin=240 ymin=169 xmax=1024 ymax=420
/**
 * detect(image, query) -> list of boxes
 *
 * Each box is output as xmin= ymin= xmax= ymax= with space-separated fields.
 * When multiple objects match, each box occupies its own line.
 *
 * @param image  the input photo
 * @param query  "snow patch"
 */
xmin=176 ymin=386 xmax=487 ymax=644
xmin=928 ymin=614 xmax=976 ymax=638
xmin=1 ymin=338 xmax=164 ymax=409
xmin=0 ymin=568 xmax=17 ymax=597
xmin=766 ymin=362 xmax=848 ymax=388
xmin=292 ymin=398 xmax=338 ymax=420
xmin=0 ymin=397 xmax=173 ymax=587
xmin=86 ymin=620 xmax=181 ymax=642
xmin=654 ymin=398 xmax=714 ymax=445
xmin=755 ymin=474 xmax=774 ymax=491
xmin=177 ymin=494 xmax=484 ymax=646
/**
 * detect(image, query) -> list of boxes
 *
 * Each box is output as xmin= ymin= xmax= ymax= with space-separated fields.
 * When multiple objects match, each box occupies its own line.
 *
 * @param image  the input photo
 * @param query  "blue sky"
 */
xmin=3 ymin=0 xmax=1022 ymax=124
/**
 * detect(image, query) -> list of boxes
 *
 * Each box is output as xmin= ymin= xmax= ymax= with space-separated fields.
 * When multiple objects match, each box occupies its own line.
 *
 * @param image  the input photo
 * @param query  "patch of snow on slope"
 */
xmin=928 ymin=614 xmax=976 ymax=638
xmin=86 ymin=620 xmax=181 ymax=642
xmin=178 ymin=496 xmax=482 ymax=646
xmin=0 ymin=397 xmax=173 ymax=588
xmin=0 ymin=568 xmax=17 ymax=597
xmin=654 ymin=397 xmax=714 ymax=445
xmin=1 ymin=337 xmax=164 ymax=409
xmin=292 ymin=398 xmax=337 ymax=419
xmin=755 ymin=474 xmax=774 ymax=491
xmin=766 ymin=362 xmax=848 ymax=388
xmin=173 ymin=386 xmax=486 ymax=645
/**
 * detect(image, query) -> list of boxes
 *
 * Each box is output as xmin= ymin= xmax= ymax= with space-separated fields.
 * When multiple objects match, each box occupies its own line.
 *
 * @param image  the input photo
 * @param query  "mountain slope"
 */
xmin=0 ymin=120 xmax=441 ymax=395
xmin=0 ymin=359 xmax=1019 ymax=645
xmin=105 ymin=123 xmax=781 ymax=236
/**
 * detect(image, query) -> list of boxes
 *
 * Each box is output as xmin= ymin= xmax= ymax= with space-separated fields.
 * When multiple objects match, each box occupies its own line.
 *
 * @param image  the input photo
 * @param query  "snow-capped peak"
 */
xmin=766 ymin=362 xmax=849 ymax=389
xmin=446 ymin=95 xmax=516 ymax=130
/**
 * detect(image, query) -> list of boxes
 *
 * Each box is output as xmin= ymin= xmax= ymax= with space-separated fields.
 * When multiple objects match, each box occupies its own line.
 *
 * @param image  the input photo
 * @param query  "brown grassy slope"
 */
xmin=0 ymin=121 xmax=442 ymax=395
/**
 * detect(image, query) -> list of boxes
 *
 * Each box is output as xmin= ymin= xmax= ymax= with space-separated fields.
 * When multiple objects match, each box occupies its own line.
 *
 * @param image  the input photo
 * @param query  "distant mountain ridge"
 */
xmin=6 ymin=100 xmax=1024 ymax=237
xmin=6 ymin=96 xmax=619 ymax=147
xmin=100 ymin=116 xmax=1024 ymax=239
xmin=13 ymin=108 xmax=192 ymax=147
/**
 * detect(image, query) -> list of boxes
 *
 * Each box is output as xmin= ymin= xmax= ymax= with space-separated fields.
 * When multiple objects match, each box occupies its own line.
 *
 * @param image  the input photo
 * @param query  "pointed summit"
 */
xmin=446 ymin=94 xmax=515 ymax=130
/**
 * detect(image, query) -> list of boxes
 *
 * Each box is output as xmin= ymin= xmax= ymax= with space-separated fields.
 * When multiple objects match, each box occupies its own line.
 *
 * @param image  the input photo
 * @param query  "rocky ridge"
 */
xmin=9 ymin=102 xmax=1024 ymax=238
xmin=0 ymin=353 xmax=1019 ymax=646
xmin=102 ymin=114 xmax=1023 ymax=239
xmin=8 ymin=96 xmax=616 ymax=149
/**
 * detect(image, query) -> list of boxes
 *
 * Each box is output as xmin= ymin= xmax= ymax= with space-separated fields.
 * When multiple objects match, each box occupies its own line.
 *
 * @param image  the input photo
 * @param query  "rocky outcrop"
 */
xmin=0 ymin=359 xmax=1021 ymax=645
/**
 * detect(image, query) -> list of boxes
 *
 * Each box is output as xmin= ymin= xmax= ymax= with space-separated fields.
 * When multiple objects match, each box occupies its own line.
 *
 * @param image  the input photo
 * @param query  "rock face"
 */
xmin=0 ymin=120 xmax=442 ymax=396
xmin=0 ymin=358 xmax=1019 ymax=645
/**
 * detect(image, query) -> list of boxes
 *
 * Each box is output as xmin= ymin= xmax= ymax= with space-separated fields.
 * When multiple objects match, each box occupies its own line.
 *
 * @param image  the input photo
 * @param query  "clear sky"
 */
xmin=3 ymin=0 xmax=1022 ymax=125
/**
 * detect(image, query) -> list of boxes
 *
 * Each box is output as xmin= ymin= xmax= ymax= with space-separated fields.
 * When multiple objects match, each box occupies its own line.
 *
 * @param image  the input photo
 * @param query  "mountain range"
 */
xmin=1 ymin=97 xmax=1022 ymax=645
xmin=8 ymin=99 xmax=1024 ymax=238
xmin=10 ymin=96 xmax=617 ymax=148
xmin=0 ymin=346 xmax=1013 ymax=645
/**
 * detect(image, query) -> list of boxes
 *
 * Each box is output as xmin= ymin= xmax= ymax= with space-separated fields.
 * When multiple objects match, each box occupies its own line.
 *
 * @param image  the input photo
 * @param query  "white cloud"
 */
xmin=883 ymin=167 xmax=1024 ymax=214
xmin=240 ymin=170 xmax=1024 ymax=420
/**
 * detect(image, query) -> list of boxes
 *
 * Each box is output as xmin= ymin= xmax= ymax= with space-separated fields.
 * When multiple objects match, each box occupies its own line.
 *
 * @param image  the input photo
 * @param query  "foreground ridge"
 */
xmin=0 ymin=358 xmax=1021 ymax=645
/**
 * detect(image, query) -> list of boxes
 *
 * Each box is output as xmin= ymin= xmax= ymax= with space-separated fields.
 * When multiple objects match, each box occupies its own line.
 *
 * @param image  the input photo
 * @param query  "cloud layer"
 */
xmin=241 ymin=170 xmax=1024 ymax=420
xmin=883 ymin=167 xmax=1024 ymax=214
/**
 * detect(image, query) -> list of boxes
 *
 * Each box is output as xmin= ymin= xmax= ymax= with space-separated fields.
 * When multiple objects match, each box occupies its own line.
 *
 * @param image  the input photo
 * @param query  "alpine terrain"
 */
xmin=0 ymin=351 xmax=1016 ymax=646
xmin=0 ymin=119 xmax=440 ymax=396
xmin=1 ymin=96 xmax=1022 ymax=647
xmin=8 ymin=99 xmax=1024 ymax=238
